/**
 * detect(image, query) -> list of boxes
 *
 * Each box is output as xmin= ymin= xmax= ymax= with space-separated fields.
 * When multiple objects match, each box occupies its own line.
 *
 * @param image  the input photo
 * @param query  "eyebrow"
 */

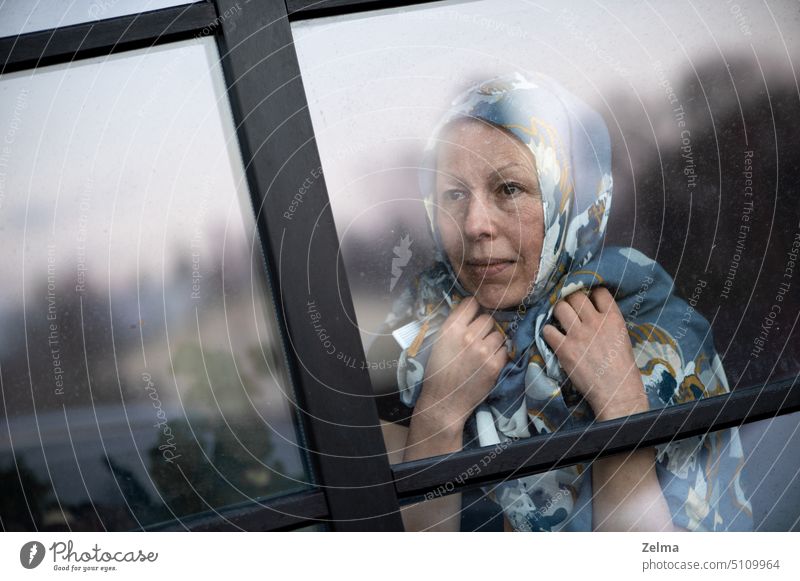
xmin=439 ymin=162 xmax=534 ymax=187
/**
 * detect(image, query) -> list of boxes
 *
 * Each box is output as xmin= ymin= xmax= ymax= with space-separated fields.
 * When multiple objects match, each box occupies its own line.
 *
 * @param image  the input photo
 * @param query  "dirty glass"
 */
xmin=0 ymin=0 xmax=192 ymax=37
xmin=292 ymin=0 xmax=800 ymax=531
xmin=0 ymin=37 xmax=311 ymax=531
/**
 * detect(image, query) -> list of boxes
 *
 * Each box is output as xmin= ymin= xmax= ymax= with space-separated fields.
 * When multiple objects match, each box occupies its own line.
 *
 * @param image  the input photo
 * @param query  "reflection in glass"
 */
xmin=293 ymin=0 xmax=799 ymax=531
xmin=0 ymin=0 xmax=191 ymax=37
xmin=0 ymin=37 xmax=310 ymax=531
xmin=400 ymin=427 xmax=758 ymax=533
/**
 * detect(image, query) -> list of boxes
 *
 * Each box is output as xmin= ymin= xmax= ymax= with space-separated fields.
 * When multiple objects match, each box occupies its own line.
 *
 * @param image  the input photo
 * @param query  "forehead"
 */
xmin=435 ymin=117 xmax=534 ymax=170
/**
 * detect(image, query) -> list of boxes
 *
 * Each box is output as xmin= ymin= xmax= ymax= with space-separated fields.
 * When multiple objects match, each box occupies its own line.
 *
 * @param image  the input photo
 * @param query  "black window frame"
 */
xmin=1 ymin=0 xmax=798 ymax=532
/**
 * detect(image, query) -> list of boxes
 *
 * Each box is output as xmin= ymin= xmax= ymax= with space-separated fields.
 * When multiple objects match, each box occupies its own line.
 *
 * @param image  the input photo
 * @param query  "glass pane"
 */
xmin=739 ymin=415 xmax=800 ymax=531
xmin=401 ymin=426 xmax=766 ymax=532
xmin=292 ymin=0 xmax=799 ymax=531
xmin=0 ymin=0 xmax=193 ymax=37
xmin=0 ymin=37 xmax=311 ymax=532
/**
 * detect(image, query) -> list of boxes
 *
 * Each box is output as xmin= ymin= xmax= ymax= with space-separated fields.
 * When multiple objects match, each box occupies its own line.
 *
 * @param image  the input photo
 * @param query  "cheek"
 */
xmin=436 ymin=213 xmax=465 ymax=259
xmin=517 ymin=203 xmax=545 ymax=268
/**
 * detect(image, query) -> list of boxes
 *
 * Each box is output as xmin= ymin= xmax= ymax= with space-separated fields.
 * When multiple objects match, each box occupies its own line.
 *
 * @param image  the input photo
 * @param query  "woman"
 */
xmin=374 ymin=72 xmax=752 ymax=532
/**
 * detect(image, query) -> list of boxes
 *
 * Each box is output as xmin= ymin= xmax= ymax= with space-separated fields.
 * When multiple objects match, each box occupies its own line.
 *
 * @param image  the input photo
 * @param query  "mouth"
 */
xmin=464 ymin=258 xmax=516 ymax=278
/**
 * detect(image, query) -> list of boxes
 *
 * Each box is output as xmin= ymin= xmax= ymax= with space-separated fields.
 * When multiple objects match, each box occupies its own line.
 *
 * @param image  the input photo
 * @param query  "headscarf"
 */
xmin=385 ymin=72 xmax=751 ymax=531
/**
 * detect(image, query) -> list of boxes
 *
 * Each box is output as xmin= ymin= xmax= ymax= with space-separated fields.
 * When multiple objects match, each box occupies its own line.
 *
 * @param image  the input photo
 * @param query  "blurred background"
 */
xmin=0 ymin=36 xmax=311 ymax=531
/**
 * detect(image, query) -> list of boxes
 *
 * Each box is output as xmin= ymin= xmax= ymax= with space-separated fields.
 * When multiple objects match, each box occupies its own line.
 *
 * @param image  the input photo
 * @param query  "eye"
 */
xmin=501 ymin=182 xmax=524 ymax=196
xmin=442 ymin=189 xmax=467 ymax=202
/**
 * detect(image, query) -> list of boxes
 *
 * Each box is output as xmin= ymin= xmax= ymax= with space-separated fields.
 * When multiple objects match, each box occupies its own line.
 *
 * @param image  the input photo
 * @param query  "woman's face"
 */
xmin=435 ymin=118 xmax=545 ymax=311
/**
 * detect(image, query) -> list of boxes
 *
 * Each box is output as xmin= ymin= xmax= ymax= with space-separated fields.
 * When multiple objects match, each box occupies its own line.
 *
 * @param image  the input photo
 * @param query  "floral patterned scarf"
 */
xmin=385 ymin=72 xmax=751 ymax=531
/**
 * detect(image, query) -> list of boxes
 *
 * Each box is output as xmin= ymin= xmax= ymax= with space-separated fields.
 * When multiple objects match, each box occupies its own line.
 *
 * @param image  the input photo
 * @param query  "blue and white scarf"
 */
xmin=386 ymin=72 xmax=751 ymax=531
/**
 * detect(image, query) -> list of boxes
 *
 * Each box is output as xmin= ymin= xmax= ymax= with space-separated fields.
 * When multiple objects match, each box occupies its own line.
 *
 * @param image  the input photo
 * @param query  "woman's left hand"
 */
xmin=542 ymin=287 xmax=649 ymax=421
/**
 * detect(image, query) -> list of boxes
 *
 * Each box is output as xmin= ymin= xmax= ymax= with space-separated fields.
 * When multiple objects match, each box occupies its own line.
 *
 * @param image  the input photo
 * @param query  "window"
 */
xmin=291 ymin=0 xmax=800 ymax=530
xmin=0 ymin=36 xmax=313 ymax=530
xmin=0 ymin=0 xmax=797 ymax=532
xmin=292 ymin=0 xmax=800 ymax=400
xmin=0 ymin=0 xmax=192 ymax=37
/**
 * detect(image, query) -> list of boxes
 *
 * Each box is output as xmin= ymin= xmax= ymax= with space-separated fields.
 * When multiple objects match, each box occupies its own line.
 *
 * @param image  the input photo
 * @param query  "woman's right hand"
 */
xmin=415 ymin=296 xmax=509 ymax=435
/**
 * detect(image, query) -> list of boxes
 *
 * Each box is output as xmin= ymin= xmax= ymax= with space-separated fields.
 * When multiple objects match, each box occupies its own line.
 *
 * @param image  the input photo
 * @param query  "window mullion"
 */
xmin=215 ymin=0 xmax=404 ymax=531
xmin=393 ymin=378 xmax=800 ymax=501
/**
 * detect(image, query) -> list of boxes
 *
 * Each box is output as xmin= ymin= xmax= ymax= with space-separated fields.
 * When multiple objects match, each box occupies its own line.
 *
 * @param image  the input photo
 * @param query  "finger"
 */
xmin=590 ymin=286 xmax=615 ymax=313
xmin=564 ymin=291 xmax=598 ymax=322
xmin=492 ymin=349 xmax=510 ymax=378
xmin=449 ymin=295 xmax=480 ymax=327
xmin=542 ymin=323 xmax=567 ymax=354
xmin=467 ymin=313 xmax=496 ymax=340
xmin=552 ymin=300 xmax=580 ymax=332
xmin=486 ymin=329 xmax=506 ymax=351
xmin=491 ymin=337 xmax=510 ymax=364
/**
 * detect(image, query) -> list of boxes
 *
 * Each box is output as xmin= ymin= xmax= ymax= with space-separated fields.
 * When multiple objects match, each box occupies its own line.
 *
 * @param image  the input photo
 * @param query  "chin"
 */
xmin=472 ymin=288 xmax=524 ymax=311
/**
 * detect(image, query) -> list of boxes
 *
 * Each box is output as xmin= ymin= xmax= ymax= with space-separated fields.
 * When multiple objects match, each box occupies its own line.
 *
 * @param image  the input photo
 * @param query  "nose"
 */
xmin=462 ymin=192 xmax=495 ymax=241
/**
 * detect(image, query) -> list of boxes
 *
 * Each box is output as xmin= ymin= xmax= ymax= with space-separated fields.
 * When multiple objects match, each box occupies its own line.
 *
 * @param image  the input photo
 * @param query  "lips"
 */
xmin=464 ymin=259 xmax=515 ymax=278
